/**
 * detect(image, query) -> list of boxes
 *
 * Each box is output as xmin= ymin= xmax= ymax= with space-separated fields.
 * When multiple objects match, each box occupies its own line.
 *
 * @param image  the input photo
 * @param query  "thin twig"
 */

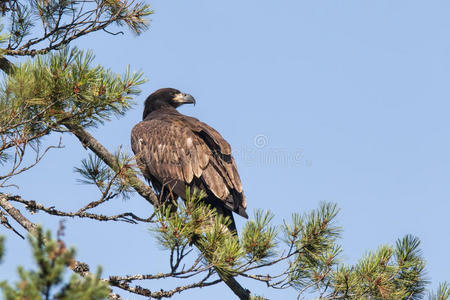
xmin=7 ymin=194 xmax=155 ymax=224
xmin=0 ymin=193 xmax=122 ymax=300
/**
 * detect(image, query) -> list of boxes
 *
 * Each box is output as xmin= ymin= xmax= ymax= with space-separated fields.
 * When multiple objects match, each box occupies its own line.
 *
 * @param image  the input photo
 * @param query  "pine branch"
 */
xmin=2 ymin=0 xmax=153 ymax=56
xmin=6 ymin=194 xmax=154 ymax=224
xmin=0 ymin=193 xmax=121 ymax=299
xmin=109 ymin=274 xmax=221 ymax=298
xmin=65 ymin=123 xmax=157 ymax=206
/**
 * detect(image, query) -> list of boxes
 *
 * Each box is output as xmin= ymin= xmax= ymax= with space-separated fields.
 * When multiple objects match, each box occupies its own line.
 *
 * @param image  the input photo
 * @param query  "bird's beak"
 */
xmin=173 ymin=93 xmax=196 ymax=105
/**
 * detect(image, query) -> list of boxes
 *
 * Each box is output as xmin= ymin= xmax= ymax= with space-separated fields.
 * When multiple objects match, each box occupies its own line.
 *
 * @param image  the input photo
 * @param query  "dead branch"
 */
xmin=109 ymin=270 xmax=221 ymax=299
xmin=6 ymin=194 xmax=155 ymax=224
xmin=0 ymin=137 xmax=64 ymax=187
xmin=4 ymin=0 xmax=151 ymax=56
xmin=0 ymin=193 xmax=123 ymax=299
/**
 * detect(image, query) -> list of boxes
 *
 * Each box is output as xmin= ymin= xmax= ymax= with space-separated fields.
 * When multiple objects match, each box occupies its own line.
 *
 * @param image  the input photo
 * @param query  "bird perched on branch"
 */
xmin=131 ymin=88 xmax=248 ymax=233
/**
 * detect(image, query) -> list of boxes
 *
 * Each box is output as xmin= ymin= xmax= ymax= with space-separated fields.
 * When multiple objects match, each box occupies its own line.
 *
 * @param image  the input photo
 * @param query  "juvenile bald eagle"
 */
xmin=131 ymin=88 xmax=248 ymax=232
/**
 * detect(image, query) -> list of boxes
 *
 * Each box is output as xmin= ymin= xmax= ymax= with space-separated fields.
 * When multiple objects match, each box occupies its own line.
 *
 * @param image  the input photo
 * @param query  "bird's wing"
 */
xmin=131 ymin=116 xmax=246 ymax=213
xmin=184 ymin=116 xmax=244 ymax=195
xmin=131 ymin=118 xmax=210 ymax=186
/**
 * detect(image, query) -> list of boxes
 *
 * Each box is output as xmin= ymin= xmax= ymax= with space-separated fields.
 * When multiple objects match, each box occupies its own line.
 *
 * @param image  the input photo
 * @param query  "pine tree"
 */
xmin=0 ymin=1 xmax=448 ymax=299
xmin=0 ymin=224 xmax=110 ymax=300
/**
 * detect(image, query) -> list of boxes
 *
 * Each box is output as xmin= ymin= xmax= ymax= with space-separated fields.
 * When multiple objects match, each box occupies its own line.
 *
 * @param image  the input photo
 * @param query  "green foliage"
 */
xmin=8 ymin=1 xmax=34 ymax=48
xmin=0 ymin=227 xmax=109 ymax=300
xmin=0 ymin=0 xmax=445 ymax=298
xmin=330 ymin=235 xmax=427 ymax=299
xmin=241 ymin=209 xmax=277 ymax=263
xmin=4 ymin=0 xmax=152 ymax=52
xmin=282 ymin=202 xmax=342 ymax=290
xmin=74 ymin=148 xmax=138 ymax=199
xmin=1 ymin=47 xmax=145 ymax=133
xmin=104 ymin=0 xmax=153 ymax=34
xmin=429 ymin=282 xmax=450 ymax=300
xmin=0 ymin=46 xmax=146 ymax=183
xmin=152 ymin=189 xmax=244 ymax=275
xmin=197 ymin=214 xmax=244 ymax=275
xmin=150 ymin=198 xmax=437 ymax=299
xmin=152 ymin=188 xmax=211 ymax=249
xmin=0 ymin=25 xmax=10 ymax=49
xmin=395 ymin=235 xmax=427 ymax=297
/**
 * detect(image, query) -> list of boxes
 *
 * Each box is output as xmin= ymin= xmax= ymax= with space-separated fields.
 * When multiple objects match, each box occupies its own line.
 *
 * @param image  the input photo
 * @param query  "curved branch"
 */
xmin=0 ymin=193 xmax=123 ymax=299
xmin=7 ymin=194 xmax=154 ymax=224
xmin=65 ymin=123 xmax=158 ymax=207
xmin=109 ymin=272 xmax=221 ymax=299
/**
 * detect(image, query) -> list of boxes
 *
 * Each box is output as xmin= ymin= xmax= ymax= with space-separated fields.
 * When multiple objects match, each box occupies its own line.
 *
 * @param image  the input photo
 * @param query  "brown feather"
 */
xmin=130 ymin=96 xmax=247 ymax=222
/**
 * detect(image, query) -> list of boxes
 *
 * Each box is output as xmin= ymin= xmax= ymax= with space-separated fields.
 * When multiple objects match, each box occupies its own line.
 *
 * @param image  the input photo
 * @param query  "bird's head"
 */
xmin=142 ymin=88 xmax=196 ymax=120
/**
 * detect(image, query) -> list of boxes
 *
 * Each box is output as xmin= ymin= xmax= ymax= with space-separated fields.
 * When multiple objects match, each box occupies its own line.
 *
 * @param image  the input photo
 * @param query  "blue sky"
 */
xmin=2 ymin=1 xmax=450 ymax=299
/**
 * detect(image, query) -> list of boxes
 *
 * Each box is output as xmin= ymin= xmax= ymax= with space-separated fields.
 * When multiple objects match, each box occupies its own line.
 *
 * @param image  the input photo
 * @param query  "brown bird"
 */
xmin=131 ymin=88 xmax=248 ymax=232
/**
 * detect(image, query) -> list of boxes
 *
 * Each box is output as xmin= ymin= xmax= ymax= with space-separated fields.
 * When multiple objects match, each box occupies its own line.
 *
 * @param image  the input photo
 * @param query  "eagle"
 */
xmin=131 ymin=88 xmax=248 ymax=232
